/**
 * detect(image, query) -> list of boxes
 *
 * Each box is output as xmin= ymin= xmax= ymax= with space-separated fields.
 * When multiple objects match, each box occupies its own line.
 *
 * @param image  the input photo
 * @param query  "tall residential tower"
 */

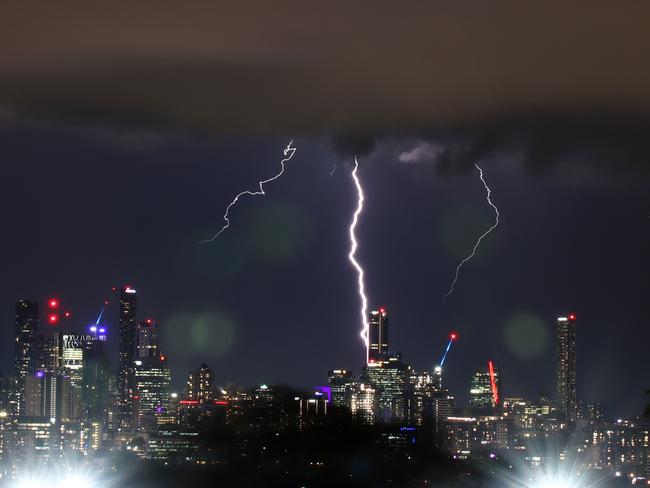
xmin=556 ymin=313 xmax=577 ymax=431
xmin=368 ymin=308 xmax=389 ymax=362
xmin=118 ymin=286 xmax=137 ymax=429
xmin=13 ymin=300 xmax=39 ymax=415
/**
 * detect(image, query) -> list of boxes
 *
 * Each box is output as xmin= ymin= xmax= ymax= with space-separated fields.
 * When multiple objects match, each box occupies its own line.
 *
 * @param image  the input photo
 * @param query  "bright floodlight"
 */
xmin=15 ymin=481 xmax=40 ymax=488
xmin=56 ymin=474 xmax=93 ymax=488
xmin=536 ymin=478 xmax=571 ymax=488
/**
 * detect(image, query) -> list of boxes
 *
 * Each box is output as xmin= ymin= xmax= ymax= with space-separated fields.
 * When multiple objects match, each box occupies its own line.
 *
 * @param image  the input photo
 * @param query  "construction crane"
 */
xmin=439 ymin=331 xmax=458 ymax=367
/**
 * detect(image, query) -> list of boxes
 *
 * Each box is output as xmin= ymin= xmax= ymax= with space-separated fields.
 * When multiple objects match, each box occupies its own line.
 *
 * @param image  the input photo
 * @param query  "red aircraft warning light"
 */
xmin=450 ymin=332 xmax=458 ymax=340
xmin=64 ymin=311 xmax=71 ymax=318
xmin=48 ymin=314 xmax=59 ymax=325
xmin=48 ymin=299 xmax=59 ymax=309
xmin=568 ymin=314 xmax=576 ymax=320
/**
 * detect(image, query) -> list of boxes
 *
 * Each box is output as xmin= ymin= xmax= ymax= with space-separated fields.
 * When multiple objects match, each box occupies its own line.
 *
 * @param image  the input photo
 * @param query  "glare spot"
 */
xmin=503 ymin=312 xmax=549 ymax=359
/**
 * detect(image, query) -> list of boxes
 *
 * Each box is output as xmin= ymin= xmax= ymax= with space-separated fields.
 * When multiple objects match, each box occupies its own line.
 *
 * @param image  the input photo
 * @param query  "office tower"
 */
xmin=136 ymin=319 xmax=159 ymax=358
xmin=469 ymin=364 xmax=500 ymax=409
xmin=350 ymin=383 xmax=377 ymax=423
xmin=432 ymin=365 xmax=443 ymax=389
xmin=362 ymin=353 xmax=410 ymax=423
xmin=186 ymin=364 xmax=214 ymax=403
xmin=134 ymin=351 xmax=171 ymax=431
xmin=368 ymin=307 xmax=389 ymax=362
xmin=82 ymin=333 xmax=110 ymax=423
xmin=23 ymin=372 xmax=44 ymax=416
xmin=118 ymin=286 xmax=137 ymax=429
xmin=56 ymin=333 xmax=95 ymax=384
xmin=33 ymin=334 xmax=57 ymax=374
xmin=0 ymin=374 xmax=12 ymax=414
xmin=409 ymin=370 xmax=440 ymax=426
xmin=431 ymin=388 xmax=455 ymax=444
xmin=23 ymin=371 xmax=73 ymax=421
xmin=55 ymin=332 xmax=108 ymax=421
xmin=556 ymin=313 xmax=577 ymax=430
xmin=13 ymin=300 xmax=39 ymax=415
xmin=327 ymin=369 xmax=355 ymax=408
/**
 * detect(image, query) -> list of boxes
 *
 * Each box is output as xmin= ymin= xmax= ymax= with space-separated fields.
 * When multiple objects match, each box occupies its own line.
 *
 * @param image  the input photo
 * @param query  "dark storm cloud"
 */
xmin=2 ymin=0 xmax=650 ymax=173
xmin=395 ymin=111 xmax=650 ymax=177
xmin=330 ymin=133 xmax=378 ymax=159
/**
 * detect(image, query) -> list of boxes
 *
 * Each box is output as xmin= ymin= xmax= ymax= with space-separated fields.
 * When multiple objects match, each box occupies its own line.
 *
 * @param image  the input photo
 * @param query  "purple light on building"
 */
xmin=314 ymin=386 xmax=332 ymax=403
xmin=36 ymin=371 xmax=44 ymax=378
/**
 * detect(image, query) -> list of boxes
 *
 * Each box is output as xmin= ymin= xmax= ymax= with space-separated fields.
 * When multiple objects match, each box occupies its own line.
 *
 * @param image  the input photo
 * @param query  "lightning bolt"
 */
xmin=199 ymin=141 xmax=297 ymax=243
xmin=348 ymin=157 xmax=369 ymax=359
xmin=324 ymin=163 xmax=337 ymax=178
xmin=443 ymin=163 xmax=500 ymax=301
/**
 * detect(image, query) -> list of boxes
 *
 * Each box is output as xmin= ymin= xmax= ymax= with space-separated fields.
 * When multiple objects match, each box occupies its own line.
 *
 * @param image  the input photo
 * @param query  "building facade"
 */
xmin=368 ymin=308 xmax=389 ymax=362
xmin=556 ymin=314 xmax=577 ymax=431
xmin=118 ymin=287 xmax=137 ymax=429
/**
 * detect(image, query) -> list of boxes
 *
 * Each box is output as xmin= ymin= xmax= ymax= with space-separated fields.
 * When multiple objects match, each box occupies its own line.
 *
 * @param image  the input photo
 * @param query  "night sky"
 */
xmin=0 ymin=1 xmax=648 ymax=417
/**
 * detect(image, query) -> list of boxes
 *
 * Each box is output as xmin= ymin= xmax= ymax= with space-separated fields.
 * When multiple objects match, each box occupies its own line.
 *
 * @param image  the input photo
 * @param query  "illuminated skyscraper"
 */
xmin=556 ymin=313 xmax=577 ymax=431
xmin=13 ymin=300 xmax=39 ymax=415
xmin=186 ymin=363 xmax=214 ymax=403
xmin=350 ymin=383 xmax=376 ymax=423
xmin=469 ymin=365 xmax=500 ymax=409
xmin=362 ymin=354 xmax=410 ymax=423
xmin=136 ymin=319 xmax=159 ymax=358
xmin=118 ymin=286 xmax=137 ymax=429
xmin=327 ymin=369 xmax=355 ymax=408
xmin=368 ymin=308 xmax=389 ymax=362
xmin=133 ymin=355 xmax=171 ymax=431
xmin=23 ymin=370 xmax=74 ymax=421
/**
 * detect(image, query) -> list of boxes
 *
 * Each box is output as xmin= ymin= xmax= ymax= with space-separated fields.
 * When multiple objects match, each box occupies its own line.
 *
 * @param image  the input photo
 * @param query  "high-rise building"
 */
xmin=327 ymin=369 xmax=355 ymax=408
xmin=118 ymin=286 xmax=137 ymax=429
xmin=469 ymin=364 xmax=500 ymax=409
xmin=409 ymin=370 xmax=437 ymax=426
xmin=33 ymin=334 xmax=57 ymax=373
xmin=13 ymin=300 xmax=39 ymax=415
xmin=56 ymin=332 xmax=108 ymax=421
xmin=556 ymin=313 xmax=577 ymax=431
xmin=136 ymin=319 xmax=159 ymax=358
xmin=368 ymin=308 xmax=389 ymax=362
xmin=23 ymin=371 xmax=74 ymax=421
xmin=350 ymin=383 xmax=376 ymax=424
xmin=362 ymin=354 xmax=411 ymax=423
xmin=186 ymin=364 xmax=214 ymax=403
xmin=82 ymin=335 xmax=110 ymax=424
xmin=431 ymin=388 xmax=455 ymax=445
xmin=133 ymin=355 xmax=172 ymax=431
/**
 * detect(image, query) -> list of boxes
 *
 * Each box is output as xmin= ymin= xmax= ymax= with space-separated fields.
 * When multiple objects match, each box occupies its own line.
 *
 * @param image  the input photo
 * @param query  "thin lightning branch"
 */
xmin=324 ymin=163 xmax=337 ymax=178
xmin=348 ymin=157 xmax=369 ymax=360
xmin=199 ymin=141 xmax=297 ymax=243
xmin=443 ymin=163 xmax=500 ymax=302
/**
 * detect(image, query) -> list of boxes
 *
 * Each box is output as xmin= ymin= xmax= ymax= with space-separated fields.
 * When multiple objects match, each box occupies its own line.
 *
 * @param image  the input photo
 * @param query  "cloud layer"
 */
xmin=2 ymin=1 xmax=650 ymax=174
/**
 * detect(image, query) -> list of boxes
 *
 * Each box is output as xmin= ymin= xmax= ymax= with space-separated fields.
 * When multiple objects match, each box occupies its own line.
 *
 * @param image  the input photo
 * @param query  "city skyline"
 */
xmin=1 ymin=287 xmax=646 ymax=422
xmin=2 ymin=2 xmax=650 ymax=485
